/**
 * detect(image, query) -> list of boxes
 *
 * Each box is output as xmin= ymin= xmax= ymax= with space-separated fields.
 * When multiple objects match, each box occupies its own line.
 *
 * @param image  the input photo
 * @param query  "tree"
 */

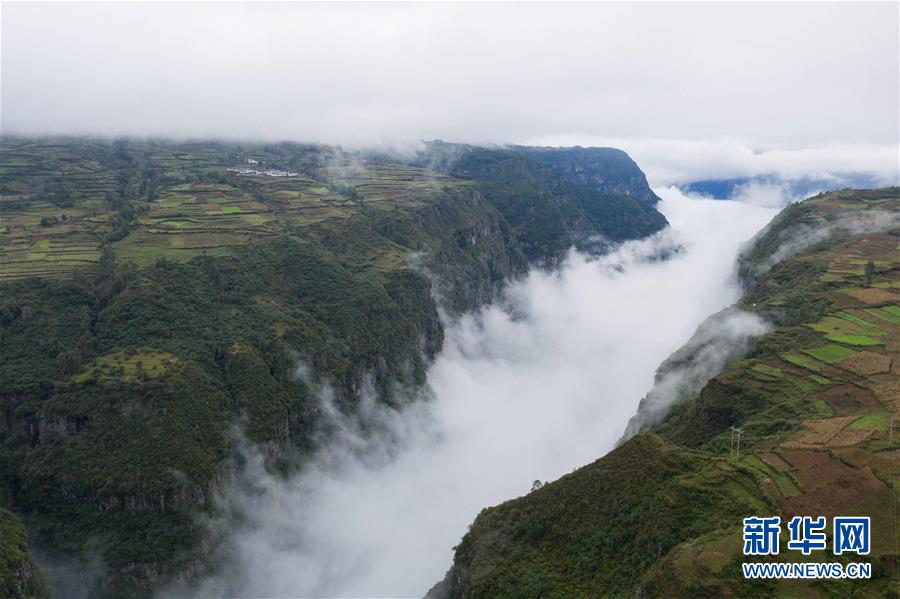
xmin=864 ymin=260 xmax=876 ymax=287
xmin=99 ymin=246 xmax=116 ymax=269
xmin=531 ymin=480 xmax=544 ymax=492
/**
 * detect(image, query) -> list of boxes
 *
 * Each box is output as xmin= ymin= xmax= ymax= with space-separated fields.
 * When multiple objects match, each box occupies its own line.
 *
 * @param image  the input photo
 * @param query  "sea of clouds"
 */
xmin=166 ymin=188 xmax=780 ymax=598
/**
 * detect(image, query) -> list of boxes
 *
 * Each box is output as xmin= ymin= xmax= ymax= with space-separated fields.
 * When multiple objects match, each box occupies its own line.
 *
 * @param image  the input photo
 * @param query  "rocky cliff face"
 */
xmin=371 ymin=183 xmax=527 ymax=313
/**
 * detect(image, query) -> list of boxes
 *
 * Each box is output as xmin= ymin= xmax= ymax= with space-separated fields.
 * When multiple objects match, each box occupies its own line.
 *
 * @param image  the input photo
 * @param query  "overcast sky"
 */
xmin=2 ymin=2 xmax=898 ymax=182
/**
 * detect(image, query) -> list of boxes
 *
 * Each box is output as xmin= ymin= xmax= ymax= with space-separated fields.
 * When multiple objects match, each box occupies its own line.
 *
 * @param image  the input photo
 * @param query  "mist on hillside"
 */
xmin=161 ymin=189 xmax=778 ymax=598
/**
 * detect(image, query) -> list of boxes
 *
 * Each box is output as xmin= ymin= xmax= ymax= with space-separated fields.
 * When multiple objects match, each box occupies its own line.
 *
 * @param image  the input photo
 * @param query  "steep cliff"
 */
xmin=415 ymin=142 xmax=668 ymax=262
xmin=0 ymin=137 xmax=662 ymax=596
xmin=517 ymin=145 xmax=662 ymax=207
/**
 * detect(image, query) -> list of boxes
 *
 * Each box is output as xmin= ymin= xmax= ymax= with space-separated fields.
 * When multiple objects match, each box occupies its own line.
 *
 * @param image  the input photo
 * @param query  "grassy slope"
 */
xmin=432 ymin=188 xmax=900 ymax=598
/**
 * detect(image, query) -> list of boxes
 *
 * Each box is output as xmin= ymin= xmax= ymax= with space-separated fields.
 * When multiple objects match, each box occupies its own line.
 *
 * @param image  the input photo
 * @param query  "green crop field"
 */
xmin=839 ymin=311 xmax=882 ymax=330
xmin=0 ymin=138 xmax=476 ymax=280
xmin=849 ymin=412 xmax=891 ymax=431
xmin=825 ymin=334 xmax=882 ymax=346
xmin=809 ymin=314 xmax=885 ymax=338
xmin=781 ymin=352 xmax=825 ymax=372
xmin=865 ymin=305 xmax=900 ymax=325
xmin=804 ymin=344 xmax=858 ymax=363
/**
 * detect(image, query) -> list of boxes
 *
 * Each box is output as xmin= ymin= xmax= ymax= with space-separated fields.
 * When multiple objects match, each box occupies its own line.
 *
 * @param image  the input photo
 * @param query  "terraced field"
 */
xmin=111 ymin=179 xmax=357 ymax=266
xmin=327 ymin=162 xmax=469 ymax=209
xmin=0 ymin=138 xmax=471 ymax=277
xmin=431 ymin=188 xmax=900 ymax=598
xmin=638 ymin=191 xmax=900 ymax=595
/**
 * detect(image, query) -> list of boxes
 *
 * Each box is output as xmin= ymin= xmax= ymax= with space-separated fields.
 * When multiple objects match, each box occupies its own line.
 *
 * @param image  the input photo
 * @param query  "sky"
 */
xmin=2 ymin=2 xmax=898 ymax=185
xmin=167 ymin=190 xmax=779 ymax=598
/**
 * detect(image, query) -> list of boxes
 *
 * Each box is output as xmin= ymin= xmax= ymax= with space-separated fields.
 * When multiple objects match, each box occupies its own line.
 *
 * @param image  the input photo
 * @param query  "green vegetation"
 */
xmin=1 ymin=137 xmax=670 ymax=596
xmin=432 ymin=188 xmax=900 ymax=599
xmin=866 ymin=305 xmax=900 ymax=325
xmin=849 ymin=412 xmax=890 ymax=432
xmin=839 ymin=311 xmax=881 ymax=330
xmin=781 ymin=352 xmax=824 ymax=372
xmin=805 ymin=344 xmax=857 ymax=363
xmin=0 ymin=509 xmax=52 ymax=599
xmin=824 ymin=334 xmax=882 ymax=346
xmin=516 ymin=145 xmax=663 ymax=206
xmin=417 ymin=142 xmax=668 ymax=262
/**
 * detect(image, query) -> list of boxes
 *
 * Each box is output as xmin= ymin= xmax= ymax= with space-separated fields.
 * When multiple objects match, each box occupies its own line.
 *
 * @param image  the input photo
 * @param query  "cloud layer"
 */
xmin=524 ymin=137 xmax=900 ymax=189
xmin=168 ymin=190 xmax=779 ymax=598
xmin=2 ymin=3 xmax=897 ymax=149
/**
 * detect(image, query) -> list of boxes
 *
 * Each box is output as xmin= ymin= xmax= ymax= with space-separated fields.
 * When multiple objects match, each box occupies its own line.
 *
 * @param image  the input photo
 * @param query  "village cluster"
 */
xmin=226 ymin=158 xmax=299 ymax=178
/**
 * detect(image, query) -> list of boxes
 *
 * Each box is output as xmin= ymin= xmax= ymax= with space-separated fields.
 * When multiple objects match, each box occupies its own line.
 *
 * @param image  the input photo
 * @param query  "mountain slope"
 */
xmin=0 ymin=138 xmax=524 ymax=596
xmin=0 ymin=137 xmax=665 ymax=596
xmin=1 ymin=509 xmax=51 ymax=599
xmin=417 ymin=142 xmax=668 ymax=262
xmin=430 ymin=187 xmax=900 ymax=598
xmin=516 ymin=145 xmax=662 ymax=207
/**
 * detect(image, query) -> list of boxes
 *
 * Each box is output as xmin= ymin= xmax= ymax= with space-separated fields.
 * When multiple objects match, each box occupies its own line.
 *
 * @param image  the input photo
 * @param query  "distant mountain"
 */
xmin=416 ymin=142 xmax=668 ymax=261
xmin=680 ymin=173 xmax=887 ymax=201
xmin=516 ymin=145 xmax=662 ymax=206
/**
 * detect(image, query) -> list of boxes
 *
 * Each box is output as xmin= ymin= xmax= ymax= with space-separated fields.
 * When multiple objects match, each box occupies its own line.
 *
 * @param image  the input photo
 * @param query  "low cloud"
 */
xmin=622 ymin=190 xmax=900 ymax=439
xmin=620 ymin=307 xmax=770 ymax=440
xmin=162 ymin=191 xmax=778 ymax=598
xmin=725 ymin=181 xmax=820 ymax=208
xmin=524 ymin=137 xmax=900 ymax=189
xmin=741 ymin=206 xmax=900 ymax=284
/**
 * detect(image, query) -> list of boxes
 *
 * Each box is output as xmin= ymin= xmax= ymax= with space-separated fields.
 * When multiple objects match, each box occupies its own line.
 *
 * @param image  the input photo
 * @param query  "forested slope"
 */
xmin=0 ymin=137 xmax=665 ymax=596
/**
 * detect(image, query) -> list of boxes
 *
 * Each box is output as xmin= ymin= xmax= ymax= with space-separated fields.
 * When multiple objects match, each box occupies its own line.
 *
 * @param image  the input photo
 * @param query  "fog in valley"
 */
xmin=3 ymin=3 xmax=896 ymax=597
xmin=166 ymin=189 xmax=779 ymax=598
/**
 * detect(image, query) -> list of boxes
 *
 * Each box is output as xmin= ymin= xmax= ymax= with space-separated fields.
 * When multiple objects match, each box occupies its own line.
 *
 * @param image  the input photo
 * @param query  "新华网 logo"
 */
xmin=741 ymin=515 xmax=871 ymax=580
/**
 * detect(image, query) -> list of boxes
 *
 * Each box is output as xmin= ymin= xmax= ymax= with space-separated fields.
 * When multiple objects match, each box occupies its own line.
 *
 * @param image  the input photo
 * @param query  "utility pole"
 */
xmin=890 ymin=414 xmax=894 ymax=447
xmin=730 ymin=426 xmax=744 ymax=460
xmin=730 ymin=426 xmax=735 ymax=457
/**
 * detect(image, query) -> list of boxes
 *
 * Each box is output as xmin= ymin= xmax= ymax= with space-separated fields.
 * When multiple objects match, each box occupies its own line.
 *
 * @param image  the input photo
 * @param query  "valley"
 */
xmin=0 ymin=137 xmax=666 ymax=597
xmin=430 ymin=188 xmax=900 ymax=598
xmin=2 ymin=137 xmax=897 ymax=599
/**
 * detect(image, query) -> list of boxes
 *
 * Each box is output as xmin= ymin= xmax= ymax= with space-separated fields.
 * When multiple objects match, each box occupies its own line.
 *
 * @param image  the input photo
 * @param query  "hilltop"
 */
xmin=515 ymin=145 xmax=662 ymax=207
xmin=0 ymin=137 xmax=666 ymax=596
xmin=412 ymin=141 xmax=667 ymax=261
xmin=429 ymin=188 xmax=900 ymax=598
